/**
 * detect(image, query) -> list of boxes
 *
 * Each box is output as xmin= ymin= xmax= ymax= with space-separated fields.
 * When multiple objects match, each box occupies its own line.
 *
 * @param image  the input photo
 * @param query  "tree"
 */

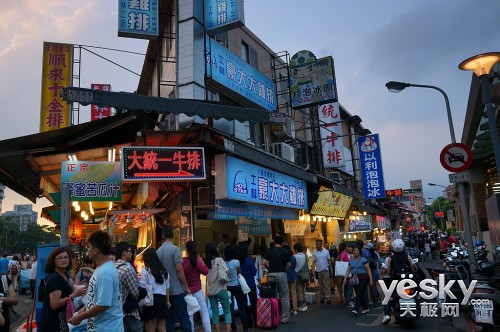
xmin=426 ymin=197 xmax=449 ymax=229
xmin=0 ymin=217 xmax=59 ymax=254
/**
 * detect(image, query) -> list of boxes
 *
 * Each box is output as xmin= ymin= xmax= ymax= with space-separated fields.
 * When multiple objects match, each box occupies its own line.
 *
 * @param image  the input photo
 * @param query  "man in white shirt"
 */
xmin=312 ymin=239 xmax=333 ymax=304
xmin=28 ymin=255 xmax=37 ymax=299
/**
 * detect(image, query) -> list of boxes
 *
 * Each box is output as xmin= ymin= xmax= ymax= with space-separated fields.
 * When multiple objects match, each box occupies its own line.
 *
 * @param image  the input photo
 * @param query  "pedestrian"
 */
xmin=284 ymin=244 xmax=298 ymax=316
xmin=0 ymin=255 xmax=8 ymax=276
xmin=343 ymin=246 xmax=373 ymax=317
xmin=21 ymin=256 xmax=30 ymax=270
xmin=292 ymin=242 xmax=308 ymax=312
xmin=430 ymin=236 xmax=437 ymax=259
xmin=0 ymin=262 xmax=18 ymax=332
xmin=141 ymin=248 xmax=170 ymax=332
xmin=182 ymin=241 xmax=211 ymax=332
xmin=365 ymin=243 xmax=380 ymax=307
xmin=237 ymin=242 xmax=257 ymax=328
xmin=262 ymin=235 xmax=291 ymax=324
xmin=39 ymin=247 xmax=87 ymax=332
xmin=312 ymin=239 xmax=333 ymax=304
xmin=204 ymin=243 xmax=231 ymax=332
xmin=156 ymin=226 xmax=192 ymax=332
xmin=439 ymin=236 xmax=449 ymax=262
xmin=8 ymin=255 xmax=20 ymax=291
xmin=114 ymin=242 xmax=142 ymax=332
xmin=336 ymin=243 xmax=350 ymax=305
xmin=224 ymin=244 xmax=249 ymax=332
xmin=217 ymin=234 xmax=230 ymax=259
xmin=28 ymin=254 xmax=37 ymax=299
xmin=425 ymin=239 xmax=431 ymax=260
xmin=67 ymin=230 xmax=124 ymax=331
xmin=75 ymin=256 xmax=95 ymax=286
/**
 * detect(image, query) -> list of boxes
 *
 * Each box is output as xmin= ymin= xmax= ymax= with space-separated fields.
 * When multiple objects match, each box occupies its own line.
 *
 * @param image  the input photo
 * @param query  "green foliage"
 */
xmin=426 ymin=196 xmax=450 ymax=229
xmin=0 ymin=216 xmax=59 ymax=255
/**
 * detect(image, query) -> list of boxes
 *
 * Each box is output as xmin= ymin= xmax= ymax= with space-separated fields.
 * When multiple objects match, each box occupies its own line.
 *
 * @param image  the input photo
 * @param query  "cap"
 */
xmin=366 ymin=243 xmax=374 ymax=249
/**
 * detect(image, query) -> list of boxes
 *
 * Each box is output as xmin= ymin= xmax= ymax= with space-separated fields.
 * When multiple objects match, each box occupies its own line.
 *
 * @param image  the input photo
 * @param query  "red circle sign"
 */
xmin=439 ymin=143 xmax=473 ymax=172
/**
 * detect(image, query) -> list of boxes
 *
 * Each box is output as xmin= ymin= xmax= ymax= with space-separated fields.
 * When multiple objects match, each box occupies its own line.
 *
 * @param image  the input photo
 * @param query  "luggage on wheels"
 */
xmin=256 ymin=297 xmax=279 ymax=329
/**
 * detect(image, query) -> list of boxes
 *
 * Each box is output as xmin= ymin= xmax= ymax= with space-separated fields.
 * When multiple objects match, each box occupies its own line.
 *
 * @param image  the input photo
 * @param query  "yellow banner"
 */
xmin=40 ymin=42 xmax=73 ymax=132
xmin=310 ymin=187 xmax=353 ymax=218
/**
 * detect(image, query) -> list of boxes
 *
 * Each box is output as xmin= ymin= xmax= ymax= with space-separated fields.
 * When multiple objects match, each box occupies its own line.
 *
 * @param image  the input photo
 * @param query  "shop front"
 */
xmin=343 ymin=212 xmax=373 ymax=246
xmin=373 ymin=215 xmax=391 ymax=256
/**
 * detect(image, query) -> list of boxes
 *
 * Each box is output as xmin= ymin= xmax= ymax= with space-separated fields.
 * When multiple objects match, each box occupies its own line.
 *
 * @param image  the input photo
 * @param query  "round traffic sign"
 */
xmin=439 ymin=143 xmax=473 ymax=172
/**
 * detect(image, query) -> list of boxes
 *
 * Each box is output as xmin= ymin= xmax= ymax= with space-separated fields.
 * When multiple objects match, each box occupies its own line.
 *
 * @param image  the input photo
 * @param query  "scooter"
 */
xmin=470 ymin=256 xmax=500 ymax=331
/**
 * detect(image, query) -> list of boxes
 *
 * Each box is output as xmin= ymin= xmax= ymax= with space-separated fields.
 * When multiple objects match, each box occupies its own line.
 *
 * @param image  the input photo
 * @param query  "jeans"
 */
xmin=384 ymin=303 xmax=392 ymax=316
xmin=344 ymin=280 xmax=353 ymax=303
xmin=246 ymin=286 xmax=257 ymax=328
xmin=227 ymin=285 xmax=249 ymax=331
xmin=166 ymin=293 xmax=192 ymax=332
xmin=296 ymin=281 xmax=307 ymax=307
xmin=124 ymin=315 xmax=143 ymax=332
xmin=353 ymin=278 xmax=369 ymax=312
xmin=189 ymin=289 xmax=211 ymax=332
xmin=268 ymin=272 xmax=290 ymax=322
xmin=208 ymin=289 xmax=231 ymax=326
xmin=369 ymin=270 xmax=380 ymax=306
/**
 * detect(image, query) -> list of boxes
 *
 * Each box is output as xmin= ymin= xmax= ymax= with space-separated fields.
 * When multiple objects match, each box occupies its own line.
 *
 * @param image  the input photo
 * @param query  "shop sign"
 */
xmin=310 ymin=187 xmax=352 ymax=218
xmin=121 ymin=146 xmax=206 ymax=181
xmin=215 ymin=155 xmax=308 ymax=210
xmin=61 ymin=161 xmax=122 ymax=201
xmin=377 ymin=234 xmax=388 ymax=243
xmin=385 ymin=188 xmax=403 ymax=197
xmin=319 ymin=103 xmax=345 ymax=168
xmin=358 ymin=134 xmax=386 ymax=199
xmin=348 ymin=215 xmax=372 ymax=232
xmin=376 ymin=215 xmax=391 ymax=229
xmin=289 ymin=50 xmax=337 ymax=109
xmin=237 ymin=218 xmax=271 ymax=235
xmin=204 ymin=0 xmax=245 ymax=34
xmin=207 ymin=201 xmax=298 ymax=220
xmin=90 ymin=84 xmax=111 ymax=120
xmin=206 ymin=36 xmax=277 ymax=111
xmin=118 ymin=0 xmax=158 ymax=39
xmin=40 ymin=42 xmax=73 ymax=132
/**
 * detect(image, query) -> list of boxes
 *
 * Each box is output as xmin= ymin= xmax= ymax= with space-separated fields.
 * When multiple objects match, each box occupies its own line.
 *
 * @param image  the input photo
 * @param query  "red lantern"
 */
xmin=68 ymin=219 xmax=83 ymax=245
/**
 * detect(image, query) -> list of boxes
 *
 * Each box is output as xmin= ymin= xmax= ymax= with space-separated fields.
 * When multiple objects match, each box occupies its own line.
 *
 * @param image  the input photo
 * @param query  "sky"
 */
xmin=1 ymin=0 xmax=500 ymax=223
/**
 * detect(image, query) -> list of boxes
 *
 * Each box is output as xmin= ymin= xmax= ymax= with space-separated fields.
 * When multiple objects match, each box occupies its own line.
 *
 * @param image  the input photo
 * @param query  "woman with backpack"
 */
xmin=237 ymin=242 xmax=257 ymax=328
xmin=205 ymin=243 xmax=231 ymax=332
xmin=182 ymin=241 xmax=211 ymax=332
xmin=293 ymin=242 xmax=309 ymax=312
xmin=284 ymin=245 xmax=298 ymax=316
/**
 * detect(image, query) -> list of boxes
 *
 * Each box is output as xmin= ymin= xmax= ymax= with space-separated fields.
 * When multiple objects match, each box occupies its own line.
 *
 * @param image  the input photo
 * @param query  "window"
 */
xmin=241 ymin=41 xmax=258 ymax=69
xmin=213 ymin=32 xmax=228 ymax=48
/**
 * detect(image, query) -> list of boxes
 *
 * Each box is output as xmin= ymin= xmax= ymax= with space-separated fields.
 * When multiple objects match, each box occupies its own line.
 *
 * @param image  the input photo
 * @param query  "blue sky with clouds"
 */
xmin=1 ymin=0 xmax=500 ymax=221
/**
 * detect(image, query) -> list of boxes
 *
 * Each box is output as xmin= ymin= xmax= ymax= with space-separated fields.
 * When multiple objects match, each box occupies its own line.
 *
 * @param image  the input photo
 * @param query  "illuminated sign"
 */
xmin=204 ymin=0 xmax=245 ymax=34
xmin=435 ymin=211 xmax=445 ymax=218
xmin=319 ymin=103 xmax=345 ymax=168
xmin=40 ymin=42 xmax=73 ymax=132
xmin=358 ymin=134 xmax=386 ymax=199
xmin=206 ymin=36 xmax=277 ymax=111
xmin=348 ymin=215 xmax=372 ymax=232
xmin=118 ymin=0 xmax=158 ymax=39
xmin=121 ymin=147 xmax=206 ymax=181
xmin=310 ymin=187 xmax=352 ymax=218
xmin=385 ymin=189 xmax=403 ymax=197
xmin=207 ymin=201 xmax=298 ymax=220
xmin=215 ymin=155 xmax=307 ymax=210
xmin=61 ymin=161 xmax=121 ymax=201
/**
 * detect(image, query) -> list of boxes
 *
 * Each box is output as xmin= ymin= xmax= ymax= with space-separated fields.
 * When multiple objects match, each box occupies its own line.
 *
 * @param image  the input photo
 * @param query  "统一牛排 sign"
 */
xmin=121 ymin=147 xmax=206 ymax=181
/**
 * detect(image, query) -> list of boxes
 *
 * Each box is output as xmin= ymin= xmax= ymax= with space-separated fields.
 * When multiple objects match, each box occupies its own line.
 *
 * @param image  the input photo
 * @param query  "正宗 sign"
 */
xmin=204 ymin=0 xmax=245 ymax=34
xmin=206 ymin=36 xmax=277 ymax=111
xmin=121 ymin=147 xmax=206 ymax=181
xmin=40 ymin=42 xmax=73 ymax=132
xmin=61 ymin=161 xmax=121 ymax=201
xmin=90 ymin=84 xmax=111 ymax=121
xmin=319 ymin=103 xmax=345 ymax=168
xmin=118 ymin=0 xmax=158 ymax=39
xmin=215 ymin=155 xmax=308 ymax=210
xmin=289 ymin=50 xmax=337 ymax=109
xmin=358 ymin=134 xmax=386 ymax=199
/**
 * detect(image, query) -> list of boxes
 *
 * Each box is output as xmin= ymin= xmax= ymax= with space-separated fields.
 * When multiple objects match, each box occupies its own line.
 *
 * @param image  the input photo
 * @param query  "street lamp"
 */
xmin=386 ymin=81 xmax=476 ymax=267
xmin=459 ymin=52 xmax=500 ymax=182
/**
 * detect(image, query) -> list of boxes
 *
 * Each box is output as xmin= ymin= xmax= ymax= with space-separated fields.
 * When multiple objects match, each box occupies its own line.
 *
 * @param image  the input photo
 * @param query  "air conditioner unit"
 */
xmin=272 ymin=142 xmax=295 ymax=162
xmin=272 ymin=117 xmax=296 ymax=139
xmin=329 ymin=171 xmax=343 ymax=184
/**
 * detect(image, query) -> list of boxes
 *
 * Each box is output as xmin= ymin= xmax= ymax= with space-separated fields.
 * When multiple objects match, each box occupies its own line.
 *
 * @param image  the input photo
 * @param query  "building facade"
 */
xmin=2 ymin=204 xmax=38 ymax=231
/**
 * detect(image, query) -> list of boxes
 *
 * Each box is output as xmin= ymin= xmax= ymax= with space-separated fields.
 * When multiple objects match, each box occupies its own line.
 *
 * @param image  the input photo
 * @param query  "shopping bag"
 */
xmin=334 ymin=261 xmax=349 ymax=277
xmin=184 ymin=294 xmax=201 ymax=316
xmin=238 ymin=274 xmax=251 ymax=294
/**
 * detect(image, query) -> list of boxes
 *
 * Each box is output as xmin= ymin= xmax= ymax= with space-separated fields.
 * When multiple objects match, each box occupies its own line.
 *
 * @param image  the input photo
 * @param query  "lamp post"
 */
xmin=385 ymin=81 xmax=476 ymax=267
xmin=459 ymin=52 xmax=500 ymax=182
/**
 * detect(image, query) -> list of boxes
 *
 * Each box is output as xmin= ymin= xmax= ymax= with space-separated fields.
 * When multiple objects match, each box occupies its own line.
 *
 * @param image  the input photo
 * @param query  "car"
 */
xmin=448 ymin=152 xmax=465 ymax=164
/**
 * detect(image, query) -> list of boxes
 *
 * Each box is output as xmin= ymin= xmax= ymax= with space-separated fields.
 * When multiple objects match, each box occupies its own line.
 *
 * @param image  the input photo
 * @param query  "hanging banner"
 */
xmin=358 ymin=134 xmax=386 ymax=199
xmin=319 ymin=103 xmax=345 ymax=168
xmin=289 ymin=50 xmax=337 ymax=109
xmin=118 ymin=0 xmax=158 ymax=39
xmin=310 ymin=186 xmax=352 ymax=218
xmin=348 ymin=215 xmax=372 ymax=232
xmin=204 ymin=0 xmax=245 ymax=34
xmin=90 ymin=84 xmax=112 ymax=121
xmin=40 ymin=42 xmax=73 ymax=132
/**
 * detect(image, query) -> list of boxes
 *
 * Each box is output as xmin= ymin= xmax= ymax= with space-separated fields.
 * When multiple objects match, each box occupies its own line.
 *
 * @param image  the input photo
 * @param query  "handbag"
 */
xmin=184 ymin=294 xmax=201 ymax=316
xmin=65 ymin=297 xmax=76 ymax=322
xmin=348 ymin=262 xmax=359 ymax=286
xmin=238 ymin=274 xmax=251 ymax=295
xmin=139 ymin=269 xmax=154 ymax=307
xmin=1 ymin=275 xmax=21 ymax=323
xmin=216 ymin=258 xmax=229 ymax=285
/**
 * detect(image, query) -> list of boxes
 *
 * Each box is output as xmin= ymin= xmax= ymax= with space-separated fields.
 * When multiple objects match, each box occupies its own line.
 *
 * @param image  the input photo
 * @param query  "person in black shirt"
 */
xmin=262 ymin=236 xmax=291 ymax=324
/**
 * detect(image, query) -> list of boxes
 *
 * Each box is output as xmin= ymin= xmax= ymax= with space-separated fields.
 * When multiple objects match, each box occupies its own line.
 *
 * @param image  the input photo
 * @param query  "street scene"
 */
xmin=1 ymin=1 xmax=500 ymax=331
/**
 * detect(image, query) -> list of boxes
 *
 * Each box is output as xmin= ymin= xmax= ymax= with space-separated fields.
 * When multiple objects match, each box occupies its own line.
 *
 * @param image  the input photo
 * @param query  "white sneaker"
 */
xmin=298 ymin=306 xmax=308 ymax=312
xmin=382 ymin=315 xmax=391 ymax=324
xmin=361 ymin=308 xmax=370 ymax=314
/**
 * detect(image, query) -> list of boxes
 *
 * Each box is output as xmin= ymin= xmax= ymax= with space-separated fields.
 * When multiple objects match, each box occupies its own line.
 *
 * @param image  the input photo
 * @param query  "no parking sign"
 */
xmin=439 ymin=143 xmax=473 ymax=172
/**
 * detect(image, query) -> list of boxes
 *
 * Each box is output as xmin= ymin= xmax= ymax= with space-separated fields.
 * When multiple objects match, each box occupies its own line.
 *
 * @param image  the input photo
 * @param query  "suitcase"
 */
xmin=257 ymin=297 xmax=280 ymax=329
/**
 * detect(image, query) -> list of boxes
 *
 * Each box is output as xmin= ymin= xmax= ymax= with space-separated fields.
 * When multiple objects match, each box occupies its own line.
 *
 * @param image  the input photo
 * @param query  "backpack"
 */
xmin=37 ymin=278 xmax=46 ymax=302
xmin=296 ymin=256 xmax=310 ymax=282
xmin=368 ymin=254 xmax=378 ymax=270
xmin=390 ymin=254 xmax=411 ymax=279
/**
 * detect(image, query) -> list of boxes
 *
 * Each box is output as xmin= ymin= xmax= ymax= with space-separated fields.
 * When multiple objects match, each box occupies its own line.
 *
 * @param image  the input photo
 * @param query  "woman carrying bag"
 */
xmin=237 ymin=242 xmax=257 ymax=328
xmin=342 ymin=246 xmax=373 ymax=317
xmin=224 ymin=245 xmax=249 ymax=332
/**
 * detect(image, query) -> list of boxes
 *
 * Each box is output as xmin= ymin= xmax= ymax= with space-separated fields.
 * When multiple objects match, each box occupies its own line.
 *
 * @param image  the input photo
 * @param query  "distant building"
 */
xmin=2 ymin=204 xmax=38 ymax=231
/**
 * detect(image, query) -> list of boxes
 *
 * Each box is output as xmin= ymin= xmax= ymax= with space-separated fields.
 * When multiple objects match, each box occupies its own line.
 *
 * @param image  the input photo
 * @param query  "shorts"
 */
xmin=141 ymin=294 xmax=168 ymax=321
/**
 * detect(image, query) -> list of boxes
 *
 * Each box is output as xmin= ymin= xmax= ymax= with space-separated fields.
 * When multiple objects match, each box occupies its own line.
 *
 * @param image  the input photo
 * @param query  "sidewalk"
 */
xmin=10 ymin=291 xmax=36 ymax=331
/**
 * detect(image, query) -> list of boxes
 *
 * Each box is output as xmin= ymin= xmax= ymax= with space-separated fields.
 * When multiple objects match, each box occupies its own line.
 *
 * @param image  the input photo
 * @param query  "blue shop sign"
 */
xmin=357 ymin=134 xmax=386 ymax=200
xmin=206 ymin=36 xmax=277 ymax=111
xmin=207 ymin=201 xmax=298 ymax=220
xmin=217 ymin=155 xmax=307 ymax=209
xmin=118 ymin=0 xmax=158 ymax=39
xmin=204 ymin=0 xmax=245 ymax=34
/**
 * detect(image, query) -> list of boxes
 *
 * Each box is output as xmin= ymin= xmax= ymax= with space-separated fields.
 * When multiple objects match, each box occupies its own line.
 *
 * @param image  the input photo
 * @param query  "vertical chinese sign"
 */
xmin=319 ymin=102 xmax=345 ymax=168
xmin=204 ymin=0 xmax=245 ymax=34
xmin=90 ymin=84 xmax=112 ymax=121
xmin=118 ymin=0 xmax=158 ymax=39
xmin=40 ymin=42 xmax=73 ymax=132
xmin=357 ymin=134 xmax=386 ymax=199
